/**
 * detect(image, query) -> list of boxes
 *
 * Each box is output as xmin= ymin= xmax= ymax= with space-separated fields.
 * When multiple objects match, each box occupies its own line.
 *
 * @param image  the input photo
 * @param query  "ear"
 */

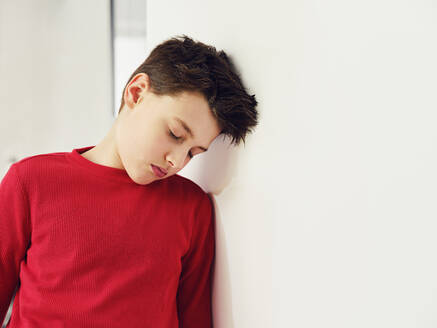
xmin=123 ymin=73 xmax=151 ymax=109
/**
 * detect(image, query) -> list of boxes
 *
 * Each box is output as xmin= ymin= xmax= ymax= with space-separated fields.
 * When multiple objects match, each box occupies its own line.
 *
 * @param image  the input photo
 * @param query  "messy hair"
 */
xmin=117 ymin=35 xmax=259 ymax=146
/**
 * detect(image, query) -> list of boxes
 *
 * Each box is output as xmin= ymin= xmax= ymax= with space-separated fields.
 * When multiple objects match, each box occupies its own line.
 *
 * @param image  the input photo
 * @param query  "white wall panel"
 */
xmin=0 ymin=0 xmax=112 ymax=178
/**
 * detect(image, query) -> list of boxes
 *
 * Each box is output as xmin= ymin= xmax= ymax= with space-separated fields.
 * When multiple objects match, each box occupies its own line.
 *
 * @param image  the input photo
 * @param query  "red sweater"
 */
xmin=0 ymin=146 xmax=215 ymax=328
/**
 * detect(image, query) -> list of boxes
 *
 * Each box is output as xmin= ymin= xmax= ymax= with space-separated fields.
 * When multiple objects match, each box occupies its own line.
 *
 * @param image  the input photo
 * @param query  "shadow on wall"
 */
xmin=208 ymin=194 xmax=236 ymax=328
xmin=202 ymin=134 xmax=241 ymax=327
xmin=196 ymin=134 xmax=240 ymax=196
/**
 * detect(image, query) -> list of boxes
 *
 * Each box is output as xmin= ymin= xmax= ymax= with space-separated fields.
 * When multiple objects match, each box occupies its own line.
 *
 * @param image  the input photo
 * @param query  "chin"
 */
xmin=123 ymin=167 xmax=148 ymax=185
xmin=132 ymin=175 xmax=155 ymax=185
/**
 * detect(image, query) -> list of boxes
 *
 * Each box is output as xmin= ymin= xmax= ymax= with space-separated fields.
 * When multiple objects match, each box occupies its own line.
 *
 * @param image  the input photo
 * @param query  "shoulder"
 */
xmin=7 ymin=150 xmax=69 ymax=187
xmin=13 ymin=150 xmax=68 ymax=168
xmin=166 ymin=175 xmax=214 ymax=227
xmin=162 ymin=174 xmax=210 ymax=206
xmin=166 ymin=174 xmax=206 ymax=196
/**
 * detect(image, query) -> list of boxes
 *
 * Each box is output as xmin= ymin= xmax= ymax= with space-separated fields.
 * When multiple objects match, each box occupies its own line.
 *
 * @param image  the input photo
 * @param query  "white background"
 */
xmin=0 ymin=0 xmax=113 ymax=178
xmin=1 ymin=1 xmax=437 ymax=327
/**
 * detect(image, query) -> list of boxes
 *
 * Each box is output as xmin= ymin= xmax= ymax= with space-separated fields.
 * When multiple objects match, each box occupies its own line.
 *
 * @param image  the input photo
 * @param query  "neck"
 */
xmin=80 ymin=120 xmax=124 ymax=170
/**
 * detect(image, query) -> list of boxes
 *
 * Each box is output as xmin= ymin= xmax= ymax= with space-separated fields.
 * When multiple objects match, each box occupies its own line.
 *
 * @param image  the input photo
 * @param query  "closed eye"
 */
xmin=169 ymin=130 xmax=181 ymax=140
xmin=168 ymin=129 xmax=194 ymax=158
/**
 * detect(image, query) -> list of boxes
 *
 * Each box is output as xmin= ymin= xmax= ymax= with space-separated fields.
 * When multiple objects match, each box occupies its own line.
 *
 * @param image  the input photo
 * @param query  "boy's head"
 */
xmin=114 ymin=35 xmax=259 ymax=185
xmin=118 ymin=35 xmax=258 ymax=146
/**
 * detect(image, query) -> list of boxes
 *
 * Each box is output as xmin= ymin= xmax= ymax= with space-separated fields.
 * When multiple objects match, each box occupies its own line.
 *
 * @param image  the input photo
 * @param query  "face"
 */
xmin=115 ymin=73 xmax=221 ymax=185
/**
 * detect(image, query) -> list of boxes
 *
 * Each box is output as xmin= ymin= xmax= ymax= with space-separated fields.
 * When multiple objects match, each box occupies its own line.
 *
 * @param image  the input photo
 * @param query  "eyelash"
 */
xmin=169 ymin=130 xmax=193 ymax=158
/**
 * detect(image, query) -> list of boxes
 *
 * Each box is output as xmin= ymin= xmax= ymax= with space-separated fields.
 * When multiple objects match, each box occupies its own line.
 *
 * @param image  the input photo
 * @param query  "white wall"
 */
xmin=0 ymin=0 xmax=113 ymax=178
xmin=112 ymin=0 xmax=147 ymax=116
xmin=147 ymin=1 xmax=437 ymax=327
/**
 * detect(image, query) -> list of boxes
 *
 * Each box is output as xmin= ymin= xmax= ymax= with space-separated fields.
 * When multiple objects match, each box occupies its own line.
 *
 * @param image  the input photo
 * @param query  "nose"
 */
xmin=166 ymin=150 xmax=187 ymax=170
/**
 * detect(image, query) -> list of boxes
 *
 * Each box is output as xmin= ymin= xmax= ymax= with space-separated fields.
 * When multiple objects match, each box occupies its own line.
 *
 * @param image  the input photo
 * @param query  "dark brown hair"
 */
xmin=118 ymin=35 xmax=259 ymax=146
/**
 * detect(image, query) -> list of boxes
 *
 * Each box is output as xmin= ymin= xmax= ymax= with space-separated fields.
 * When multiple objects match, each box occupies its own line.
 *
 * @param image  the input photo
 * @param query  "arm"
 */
xmin=177 ymin=193 xmax=215 ymax=328
xmin=0 ymin=164 xmax=31 ymax=323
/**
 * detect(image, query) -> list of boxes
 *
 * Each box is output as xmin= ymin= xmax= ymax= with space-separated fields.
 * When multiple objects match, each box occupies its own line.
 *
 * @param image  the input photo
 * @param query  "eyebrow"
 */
xmin=174 ymin=117 xmax=209 ymax=152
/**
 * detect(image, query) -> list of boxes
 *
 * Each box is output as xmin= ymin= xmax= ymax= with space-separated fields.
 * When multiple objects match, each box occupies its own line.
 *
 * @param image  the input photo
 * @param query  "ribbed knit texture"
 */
xmin=0 ymin=146 xmax=215 ymax=328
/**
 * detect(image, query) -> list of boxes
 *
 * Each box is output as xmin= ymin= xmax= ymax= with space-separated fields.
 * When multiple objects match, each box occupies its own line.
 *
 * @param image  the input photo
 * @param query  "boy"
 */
xmin=0 ymin=35 xmax=258 ymax=327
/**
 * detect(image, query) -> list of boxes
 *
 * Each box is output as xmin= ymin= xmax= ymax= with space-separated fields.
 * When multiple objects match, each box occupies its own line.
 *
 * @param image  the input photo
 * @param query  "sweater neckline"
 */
xmin=67 ymin=145 xmax=136 ymax=184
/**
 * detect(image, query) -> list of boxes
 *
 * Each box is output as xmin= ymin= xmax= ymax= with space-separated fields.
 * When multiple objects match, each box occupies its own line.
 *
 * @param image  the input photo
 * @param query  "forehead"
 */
xmin=167 ymin=91 xmax=221 ymax=141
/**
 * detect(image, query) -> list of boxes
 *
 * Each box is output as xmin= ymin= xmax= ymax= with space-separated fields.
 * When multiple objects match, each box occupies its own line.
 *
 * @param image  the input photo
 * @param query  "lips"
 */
xmin=151 ymin=164 xmax=167 ymax=178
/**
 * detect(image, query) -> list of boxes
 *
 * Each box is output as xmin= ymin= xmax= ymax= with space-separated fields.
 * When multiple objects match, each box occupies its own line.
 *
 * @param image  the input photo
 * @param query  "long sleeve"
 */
xmin=0 ymin=164 xmax=31 ymax=323
xmin=176 ymin=193 xmax=215 ymax=328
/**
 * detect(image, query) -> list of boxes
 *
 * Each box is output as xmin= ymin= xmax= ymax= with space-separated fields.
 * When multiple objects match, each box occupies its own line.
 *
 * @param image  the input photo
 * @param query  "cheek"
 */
xmin=183 ymin=156 xmax=191 ymax=166
xmin=176 ymin=156 xmax=191 ymax=172
xmin=146 ymin=134 xmax=171 ymax=159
